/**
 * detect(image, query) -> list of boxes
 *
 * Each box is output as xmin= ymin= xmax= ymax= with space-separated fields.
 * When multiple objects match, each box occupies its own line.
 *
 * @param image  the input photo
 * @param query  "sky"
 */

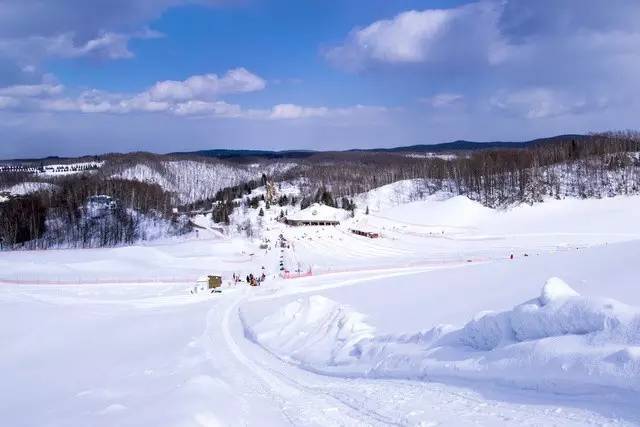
xmin=1 ymin=0 xmax=640 ymax=158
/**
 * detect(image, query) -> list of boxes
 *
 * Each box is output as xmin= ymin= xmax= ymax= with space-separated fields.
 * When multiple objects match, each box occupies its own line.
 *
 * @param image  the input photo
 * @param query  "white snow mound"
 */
xmin=247 ymin=295 xmax=375 ymax=366
xmin=539 ymin=277 xmax=580 ymax=305
xmin=248 ymin=279 xmax=640 ymax=394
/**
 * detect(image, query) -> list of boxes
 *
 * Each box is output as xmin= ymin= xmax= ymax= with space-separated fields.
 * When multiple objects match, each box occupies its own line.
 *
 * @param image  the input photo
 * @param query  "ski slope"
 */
xmin=2 ymin=194 xmax=640 ymax=426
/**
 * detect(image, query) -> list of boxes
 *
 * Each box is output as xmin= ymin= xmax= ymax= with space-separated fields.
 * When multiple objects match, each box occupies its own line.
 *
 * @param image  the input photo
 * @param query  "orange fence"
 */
xmin=280 ymin=269 xmax=313 ymax=279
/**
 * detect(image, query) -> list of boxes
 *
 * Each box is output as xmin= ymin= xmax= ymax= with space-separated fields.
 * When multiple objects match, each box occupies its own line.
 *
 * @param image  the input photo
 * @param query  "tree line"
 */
xmin=3 ymin=132 xmax=640 ymax=248
xmin=281 ymin=132 xmax=640 ymax=208
xmin=0 ymin=175 xmax=185 ymax=250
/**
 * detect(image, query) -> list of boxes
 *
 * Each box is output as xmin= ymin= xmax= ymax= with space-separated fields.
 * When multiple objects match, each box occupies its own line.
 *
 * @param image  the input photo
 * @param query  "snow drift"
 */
xmin=247 ymin=278 xmax=640 ymax=394
xmin=246 ymin=296 xmax=375 ymax=367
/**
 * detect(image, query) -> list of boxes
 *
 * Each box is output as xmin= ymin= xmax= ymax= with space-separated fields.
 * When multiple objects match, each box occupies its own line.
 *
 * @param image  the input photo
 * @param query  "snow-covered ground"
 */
xmin=0 ymin=161 xmax=103 ymax=176
xmin=2 ymin=191 xmax=640 ymax=426
xmin=41 ymin=161 xmax=104 ymax=176
xmin=1 ymin=181 xmax=57 ymax=196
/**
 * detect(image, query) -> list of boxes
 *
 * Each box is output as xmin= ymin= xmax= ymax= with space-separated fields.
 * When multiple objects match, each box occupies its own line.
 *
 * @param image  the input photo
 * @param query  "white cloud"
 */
xmin=0 ymin=83 xmax=63 ymax=97
xmin=489 ymin=88 xmax=603 ymax=119
xmin=352 ymin=9 xmax=453 ymax=63
xmin=325 ymin=3 xmax=498 ymax=70
xmin=0 ymin=30 xmax=163 ymax=63
xmin=328 ymin=0 xmax=640 ymax=121
xmin=0 ymin=96 xmax=18 ymax=109
xmin=0 ymin=71 xmax=386 ymax=123
xmin=268 ymin=104 xmax=329 ymax=120
xmin=423 ymin=93 xmax=464 ymax=108
xmin=53 ymin=32 xmax=133 ymax=59
xmin=148 ymin=68 xmax=266 ymax=102
xmin=172 ymin=100 xmax=243 ymax=117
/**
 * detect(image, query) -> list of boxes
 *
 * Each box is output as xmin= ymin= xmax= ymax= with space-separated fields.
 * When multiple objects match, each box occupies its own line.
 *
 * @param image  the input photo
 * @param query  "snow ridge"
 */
xmin=248 ymin=278 xmax=640 ymax=394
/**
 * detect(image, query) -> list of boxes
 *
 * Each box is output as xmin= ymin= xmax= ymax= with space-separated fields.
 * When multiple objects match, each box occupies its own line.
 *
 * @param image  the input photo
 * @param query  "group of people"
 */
xmin=231 ymin=271 xmax=266 ymax=287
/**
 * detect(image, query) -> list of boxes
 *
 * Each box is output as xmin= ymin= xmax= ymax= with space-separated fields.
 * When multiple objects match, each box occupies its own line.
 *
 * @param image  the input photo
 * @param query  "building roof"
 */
xmin=287 ymin=203 xmax=349 ymax=223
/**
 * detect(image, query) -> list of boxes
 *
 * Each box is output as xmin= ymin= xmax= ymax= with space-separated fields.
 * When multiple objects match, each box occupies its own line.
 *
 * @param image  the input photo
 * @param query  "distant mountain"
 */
xmin=169 ymin=134 xmax=588 ymax=159
xmin=167 ymin=148 xmax=318 ymax=160
xmin=4 ymin=134 xmax=589 ymax=163
xmin=354 ymin=134 xmax=589 ymax=153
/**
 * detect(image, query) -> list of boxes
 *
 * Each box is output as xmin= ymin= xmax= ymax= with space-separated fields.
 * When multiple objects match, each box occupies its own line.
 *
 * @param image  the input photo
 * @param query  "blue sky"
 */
xmin=1 ymin=0 xmax=639 ymax=158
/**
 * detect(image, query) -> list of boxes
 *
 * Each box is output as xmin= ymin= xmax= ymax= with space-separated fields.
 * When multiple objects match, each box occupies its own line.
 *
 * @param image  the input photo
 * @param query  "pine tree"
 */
xmin=258 ymin=207 xmax=264 ymax=217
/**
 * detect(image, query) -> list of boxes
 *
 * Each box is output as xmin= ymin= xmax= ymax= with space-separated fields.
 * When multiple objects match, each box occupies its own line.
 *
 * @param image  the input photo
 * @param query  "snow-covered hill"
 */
xmin=113 ymin=160 xmax=297 ymax=204
xmin=3 ymin=184 xmax=640 ymax=426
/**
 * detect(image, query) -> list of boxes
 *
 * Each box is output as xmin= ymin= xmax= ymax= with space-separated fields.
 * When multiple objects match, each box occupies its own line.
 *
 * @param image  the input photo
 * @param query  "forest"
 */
xmin=1 ymin=132 xmax=639 ymax=250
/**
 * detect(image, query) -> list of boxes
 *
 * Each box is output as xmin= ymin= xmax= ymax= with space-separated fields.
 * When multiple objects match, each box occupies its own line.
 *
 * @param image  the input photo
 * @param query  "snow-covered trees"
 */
xmin=3 ymin=132 xmax=640 ymax=249
xmin=0 ymin=176 xmax=186 ymax=250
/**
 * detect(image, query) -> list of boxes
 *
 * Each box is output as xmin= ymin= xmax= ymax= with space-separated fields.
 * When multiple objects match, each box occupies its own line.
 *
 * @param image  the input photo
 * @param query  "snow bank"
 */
xmin=246 ymin=296 xmax=374 ymax=366
xmin=247 ymin=278 xmax=640 ymax=394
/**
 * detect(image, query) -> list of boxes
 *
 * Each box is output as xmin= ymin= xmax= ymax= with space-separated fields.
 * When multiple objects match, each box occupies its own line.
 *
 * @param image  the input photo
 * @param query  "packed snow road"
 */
xmin=2 ymin=262 xmax=639 ymax=426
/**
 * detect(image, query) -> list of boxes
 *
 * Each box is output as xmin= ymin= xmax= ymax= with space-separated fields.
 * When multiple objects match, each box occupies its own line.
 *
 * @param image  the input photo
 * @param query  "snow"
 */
xmin=378 ymin=194 xmax=494 ymax=228
xmin=40 ymin=161 xmax=104 ymax=176
xmin=113 ymin=160 xmax=298 ymax=204
xmin=0 ymin=161 xmax=103 ymax=176
xmin=3 ymin=189 xmax=640 ymax=425
xmin=539 ymin=276 xmax=580 ymax=305
xmin=247 ymin=295 xmax=375 ymax=366
xmin=247 ymin=276 xmax=640 ymax=395
xmin=404 ymin=153 xmax=458 ymax=160
xmin=353 ymin=179 xmax=431 ymax=212
xmin=1 ymin=181 xmax=56 ymax=196
xmin=286 ymin=203 xmax=350 ymax=222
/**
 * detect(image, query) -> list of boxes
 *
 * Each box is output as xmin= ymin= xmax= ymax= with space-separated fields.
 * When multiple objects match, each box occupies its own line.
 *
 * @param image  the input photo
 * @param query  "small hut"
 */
xmin=193 ymin=275 xmax=223 ymax=293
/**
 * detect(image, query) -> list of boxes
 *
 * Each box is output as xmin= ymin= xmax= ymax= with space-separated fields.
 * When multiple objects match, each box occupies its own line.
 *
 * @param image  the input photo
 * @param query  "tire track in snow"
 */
xmin=216 ymin=290 xmax=398 ymax=426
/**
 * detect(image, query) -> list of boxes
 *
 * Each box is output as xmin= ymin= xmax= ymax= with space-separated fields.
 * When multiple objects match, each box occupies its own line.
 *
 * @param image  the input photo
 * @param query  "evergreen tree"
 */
xmin=258 ymin=207 xmax=264 ymax=217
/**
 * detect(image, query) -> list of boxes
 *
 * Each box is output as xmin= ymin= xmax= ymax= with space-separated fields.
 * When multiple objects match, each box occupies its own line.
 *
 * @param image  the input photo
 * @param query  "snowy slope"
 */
xmin=113 ymin=161 xmax=257 ymax=204
xmin=353 ymin=179 xmax=433 ymax=212
xmin=113 ymin=160 xmax=298 ymax=204
xmin=3 ymin=192 xmax=640 ymax=426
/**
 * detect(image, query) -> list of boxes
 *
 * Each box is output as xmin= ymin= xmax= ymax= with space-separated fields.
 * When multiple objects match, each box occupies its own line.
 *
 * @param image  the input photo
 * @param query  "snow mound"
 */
xmin=461 ymin=278 xmax=638 ymax=348
xmin=379 ymin=195 xmax=493 ymax=228
xmin=247 ymin=295 xmax=375 ymax=366
xmin=539 ymin=277 xmax=580 ymax=305
xmin=353 ymin=179 xmax=433 ymax=212
xmin=248 ymin=279 xmax=640 ymax=394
